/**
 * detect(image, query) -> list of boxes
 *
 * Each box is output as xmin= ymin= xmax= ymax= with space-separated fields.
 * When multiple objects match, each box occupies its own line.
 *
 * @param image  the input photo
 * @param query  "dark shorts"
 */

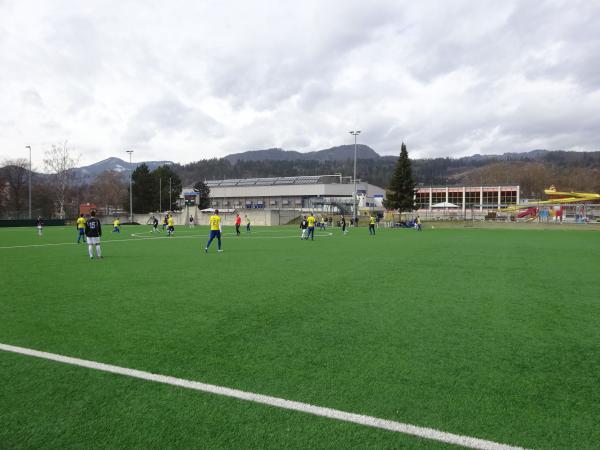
xmin=78 ymin=228 xmax=85 ymax=235
xmin=168 ymin=226 xmax=174 ymax=232
xmin=209 ymin=230 xmax=221 ymax=239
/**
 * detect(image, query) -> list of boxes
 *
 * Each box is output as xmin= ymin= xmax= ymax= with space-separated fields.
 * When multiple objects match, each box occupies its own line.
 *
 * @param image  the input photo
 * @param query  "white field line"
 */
xmin=0 ymin=230 xmax=333 ymax=249
xmin=0 ymin=343 xmax=527 ymax=450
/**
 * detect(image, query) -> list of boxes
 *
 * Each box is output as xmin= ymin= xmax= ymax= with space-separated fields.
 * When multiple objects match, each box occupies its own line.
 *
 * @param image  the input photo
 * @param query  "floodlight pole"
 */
xmin=169 ymin=177 xmax=172 ymax=211
xmin=26 ymin=146 xmax=32 ymax=219
xmin=126 ymin=150 xmax=134 ymax=223
xmin=349 ymin=130 xmax=361 ymax=224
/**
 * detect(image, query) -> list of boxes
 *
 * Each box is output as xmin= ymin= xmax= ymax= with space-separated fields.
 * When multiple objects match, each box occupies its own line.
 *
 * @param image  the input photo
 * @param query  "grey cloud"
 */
xmin=2 ymin=0 xmax=600 ymax=167
xmin=123 ymin=97 xmax=223 ymax=146
xmin=21 ymin=89 xmax=44 ymax=108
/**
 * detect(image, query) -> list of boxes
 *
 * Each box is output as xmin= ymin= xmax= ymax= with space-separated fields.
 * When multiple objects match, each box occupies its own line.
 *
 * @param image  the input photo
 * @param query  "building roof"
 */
xmin=205 ymin=175 xmax=350 ymax=187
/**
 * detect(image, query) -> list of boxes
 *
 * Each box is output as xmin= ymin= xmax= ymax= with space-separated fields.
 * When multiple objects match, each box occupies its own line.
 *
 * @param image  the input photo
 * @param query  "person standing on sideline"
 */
xmin=245 ymin=215 xmax=251 ymax=233
xmin=300 ymin=215 xmax=308 ymax=240
xmin=85 ymin=210 xmax=102 ymax=259
xmin=189 ymin=215 xmax=195 ymax=228
xmin=162 ymin=213 xmax=168 ymax=231
xmin=36 ymin=216 xmax=43 ymax=236
xmin=151 ymin=216 xmax=159 ymax=233
xmin=306 ymin=213 xmax=316 ymax=240
xmin=320 ymin=216 xmax=326 ymax=231
xmin=369 ymin=214 xmax=376 ymax=235
xmin=235 ymin=213 xmax=241 ymax=236
xmin=340 ymin=215 xmax=348 ymax=235
xmin=205 ymin=209 xmax=223 ymax=253
xmin=167 ymin=214 xmax=175 ymax=236
xmin=415 ymin=215 xmax=422 ymax=231
xmin=112 ymin=217 xmax=121 ymax=233
xmin=76 ymin=214 xmax=86 ymax=243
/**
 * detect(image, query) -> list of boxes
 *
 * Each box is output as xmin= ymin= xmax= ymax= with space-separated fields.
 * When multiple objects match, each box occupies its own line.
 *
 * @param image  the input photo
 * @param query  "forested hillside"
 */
xmin=173 ymin=149 xmax=600 ymax=197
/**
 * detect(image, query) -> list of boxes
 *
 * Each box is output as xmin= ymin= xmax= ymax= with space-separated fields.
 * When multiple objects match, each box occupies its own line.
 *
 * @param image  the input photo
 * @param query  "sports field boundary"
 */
xmin=0 ymin=229 xmax=333 ymax=249
xmin=0 ymin=342 xmax=527 ymax=450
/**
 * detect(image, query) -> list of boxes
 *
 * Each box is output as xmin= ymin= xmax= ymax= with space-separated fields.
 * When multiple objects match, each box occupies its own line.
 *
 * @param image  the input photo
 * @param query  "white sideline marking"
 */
xmin=0 ymin=343 xmax=526 ymax=450
xmin=0 ymin=231 xmax=333 ymax=249
xmin=0 ymin=236 xmax=166 ymax=249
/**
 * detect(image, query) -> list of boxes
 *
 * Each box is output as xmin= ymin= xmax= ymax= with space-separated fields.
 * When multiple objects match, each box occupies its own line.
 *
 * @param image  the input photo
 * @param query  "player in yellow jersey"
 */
xmin=112 ymin=217 xmax=121 ymax=233
xmin=205 ymin=209 xmax=223 ymax=252
xmin=306 ymin=213 xmax=316 ymax=240
xmin=167 ymin=215 xmax=175 ymax=236
xmin=369 ymin=214 xmax=376 ymax=235
xmin=76 ymin=214 xmax=87 ymax=243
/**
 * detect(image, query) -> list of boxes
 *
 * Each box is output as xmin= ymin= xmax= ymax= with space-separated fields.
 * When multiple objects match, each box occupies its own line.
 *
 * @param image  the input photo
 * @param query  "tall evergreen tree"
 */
xmin=193 ymin=180 xmax=211 ymax=209
xmin=131 ymin=163 xmax=157 ymax=213
xmin=383 ymin=142 xmax=416 ymax=212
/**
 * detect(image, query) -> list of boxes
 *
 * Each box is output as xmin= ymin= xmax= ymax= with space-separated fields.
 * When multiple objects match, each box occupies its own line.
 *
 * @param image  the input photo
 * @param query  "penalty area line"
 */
xmin=0 ymin=343 xmax=527 ymax=450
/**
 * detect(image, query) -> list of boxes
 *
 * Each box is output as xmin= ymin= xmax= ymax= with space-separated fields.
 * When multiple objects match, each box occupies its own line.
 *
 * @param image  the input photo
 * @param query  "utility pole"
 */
xmin=25 ymin=146 xmax=32 ymax=219
xmin=126 ymin=150 xmax=134 ymax=223
xmin=349 ymin=130 xmax=361 ymax=224
xmin=169 ymin=177 xmax=172 ymax=211
xmin=159 ymin=177 xmax=162 ymax=212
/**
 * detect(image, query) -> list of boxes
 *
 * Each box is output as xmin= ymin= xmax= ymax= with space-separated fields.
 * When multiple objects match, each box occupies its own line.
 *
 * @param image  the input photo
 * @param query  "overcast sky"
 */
xmin=1 ymin=0 xmax=600 ymax=168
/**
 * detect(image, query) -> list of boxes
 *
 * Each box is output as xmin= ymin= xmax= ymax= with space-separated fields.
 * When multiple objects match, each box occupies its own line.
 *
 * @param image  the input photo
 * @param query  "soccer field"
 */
xmin=1 ymin=224 xmax=599 ymax=449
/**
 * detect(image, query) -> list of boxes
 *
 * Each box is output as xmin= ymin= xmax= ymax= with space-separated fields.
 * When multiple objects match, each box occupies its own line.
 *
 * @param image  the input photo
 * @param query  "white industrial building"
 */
xmin=183 ymin=175 xmax=386 ymax=214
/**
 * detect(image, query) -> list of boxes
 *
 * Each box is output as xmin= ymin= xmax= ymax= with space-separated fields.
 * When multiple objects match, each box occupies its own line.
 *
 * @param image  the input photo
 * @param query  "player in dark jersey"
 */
xmin=340 ymin=215 xmax=348 ymax=235
xmin=151 ymin=216 xmax=159 ymax=233
xmin=36 ymin=216 xmax=43 ymax=236
xmin=85 ymin=210 xmax=103 ymax=259
xmin=300 ymin=216 xmax=308 ymax=240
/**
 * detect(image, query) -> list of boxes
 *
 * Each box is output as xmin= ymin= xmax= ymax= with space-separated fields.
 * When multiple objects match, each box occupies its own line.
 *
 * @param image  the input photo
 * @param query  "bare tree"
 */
xmin=1 ymin=158 xmax=29 ymax=218
xmin=44 ymin=142 xmax=79 ymax=219
xmin=91 ymin=169 xmax=127 ymax=215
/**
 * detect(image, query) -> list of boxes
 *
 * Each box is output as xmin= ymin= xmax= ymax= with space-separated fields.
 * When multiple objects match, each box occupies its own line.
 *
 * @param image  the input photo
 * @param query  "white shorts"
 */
xmin=87 ymin=237 xmax=101 ymax=245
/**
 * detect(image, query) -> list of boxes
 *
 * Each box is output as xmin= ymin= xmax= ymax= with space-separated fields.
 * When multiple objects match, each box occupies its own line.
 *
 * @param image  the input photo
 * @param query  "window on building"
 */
xmin=432 ymin=191 xmax=445 ymax=205
xmin=482 ymin=191 xmax=498 ymax=208
xmin=416 ymin=192 xmax=429 ymax=208
xmin=448 ymin=191 xmax=463 ymax=207
xmin=465 ymin=190 xmax=481 ymax=208
xmin=500 ymin=190 xmax=517 ymax=206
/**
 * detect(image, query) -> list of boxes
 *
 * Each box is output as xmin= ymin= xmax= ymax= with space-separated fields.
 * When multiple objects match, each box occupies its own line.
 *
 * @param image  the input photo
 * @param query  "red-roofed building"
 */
xmin=79 ymin=203 xmax=98 ymax=215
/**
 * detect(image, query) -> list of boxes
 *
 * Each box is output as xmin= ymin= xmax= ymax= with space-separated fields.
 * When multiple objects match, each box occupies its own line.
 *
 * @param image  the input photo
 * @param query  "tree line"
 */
xmin=0 ymin=144 xmax=183 ymax=219
xmin=3 ymin=143 xmax=599 ymax=219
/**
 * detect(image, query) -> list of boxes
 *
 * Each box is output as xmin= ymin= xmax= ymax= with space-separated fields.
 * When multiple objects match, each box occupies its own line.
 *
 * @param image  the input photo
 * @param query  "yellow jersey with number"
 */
xmin=210 ymin=215 xmax=221 ymax=230
xmin=370 ymin=216 xmax=375 ymax=225
xmin=167 ymin=217 xmax=174 ymax=227
xmin=307 ymin=216 xmax=315 ymax=227
xmin=77 ymin=217 xmax=86 ymax=229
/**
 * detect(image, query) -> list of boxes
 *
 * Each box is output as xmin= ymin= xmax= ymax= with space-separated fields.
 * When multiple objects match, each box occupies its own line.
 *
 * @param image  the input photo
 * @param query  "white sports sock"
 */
xmin=96 ymin=245 xmax=101 ymax=257
xmin=88 ymin=245 xmax=93 ymax=258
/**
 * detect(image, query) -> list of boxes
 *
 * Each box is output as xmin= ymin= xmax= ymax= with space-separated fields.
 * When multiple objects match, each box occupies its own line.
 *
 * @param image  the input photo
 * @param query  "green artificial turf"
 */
xmin=1 ymin=224 xmax=599 ymax=449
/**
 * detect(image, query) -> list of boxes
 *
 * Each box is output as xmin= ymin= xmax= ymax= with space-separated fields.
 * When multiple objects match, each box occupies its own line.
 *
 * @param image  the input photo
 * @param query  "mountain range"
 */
xmin=74 ymin=146 xmax=600 ymax=177
xmin=73 ymin=157 xmax=174 ymax=179
xmin=225 ymin=145 xmax=380 ymax=162
xmin=67 ymin=146 xmax=600 ymax=196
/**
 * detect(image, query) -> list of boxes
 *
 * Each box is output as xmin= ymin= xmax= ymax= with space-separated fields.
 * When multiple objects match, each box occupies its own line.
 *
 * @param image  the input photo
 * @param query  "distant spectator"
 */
xmin=36 ymin=216 xmax=43 ymax=236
